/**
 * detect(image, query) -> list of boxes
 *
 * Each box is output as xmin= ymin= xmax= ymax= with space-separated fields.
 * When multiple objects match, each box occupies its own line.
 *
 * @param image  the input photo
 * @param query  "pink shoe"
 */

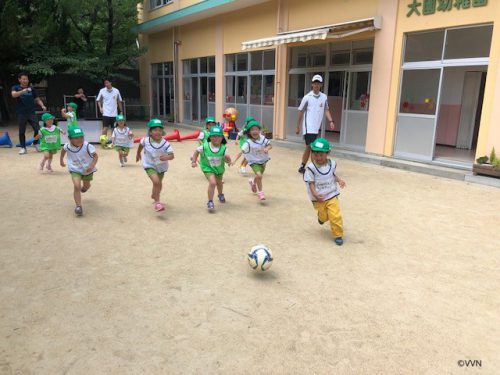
xmin=248 ymin=178 xmax=257 ymax=193
xmin=46 ymin=165 xmax=53 ymax=172
xmin=154 ymin=202 xmax=165 ymax=212
xmin=258 ymin=191 xmax=266 ymax=201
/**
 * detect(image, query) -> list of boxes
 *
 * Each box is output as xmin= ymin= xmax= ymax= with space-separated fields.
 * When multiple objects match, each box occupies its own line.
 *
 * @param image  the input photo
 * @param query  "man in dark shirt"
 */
xmin=11 ymin=72 xmax=47 ymax=154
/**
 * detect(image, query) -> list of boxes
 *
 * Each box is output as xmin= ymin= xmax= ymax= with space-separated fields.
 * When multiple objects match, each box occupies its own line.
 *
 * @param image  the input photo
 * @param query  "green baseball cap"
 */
xmin=41 ymin=113 xmax=54 ymax=122
xmin=246 ymin=120 xmax=261 ymax=129
xmin=244 ymin=116 xmax=255 ymax=124
xmin=310 ymin=138 xmax=331 ymax=152
xmin=68 ymin=127 xmax=85 ymax=138
xmin=68 ymin=102 xmax=78 ymax=109
xmin=116 ymin=114 xmax=125 ymax=122
xmin=147 ymin=118 xmax=164 ymax=129
xmin=205 ymin=116 xmax=216 ymax=124
xmin=209 ymin=125 xmax=223 ymax=137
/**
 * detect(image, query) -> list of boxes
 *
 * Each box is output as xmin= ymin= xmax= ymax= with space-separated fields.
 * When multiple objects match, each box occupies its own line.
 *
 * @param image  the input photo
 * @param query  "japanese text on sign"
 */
xmin=407 ymin=0 xmax=487 ymax=17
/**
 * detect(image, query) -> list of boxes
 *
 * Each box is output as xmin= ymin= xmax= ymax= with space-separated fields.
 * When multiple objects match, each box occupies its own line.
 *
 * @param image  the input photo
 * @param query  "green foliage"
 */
xmin=476 ymin=156 xmax=489 ymax=164
xmin=0 ymin=0 xmax=146 ymax=82
xmin=492 ymin=158 xmax=500 ymax=168
xmin=490 ymin=147 xmax=497 ymax=164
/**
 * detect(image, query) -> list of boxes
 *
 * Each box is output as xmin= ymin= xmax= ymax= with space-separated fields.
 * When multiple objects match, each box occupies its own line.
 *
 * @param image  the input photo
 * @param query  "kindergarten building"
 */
xmin=135 ymin=0 xmax=500 ymax=168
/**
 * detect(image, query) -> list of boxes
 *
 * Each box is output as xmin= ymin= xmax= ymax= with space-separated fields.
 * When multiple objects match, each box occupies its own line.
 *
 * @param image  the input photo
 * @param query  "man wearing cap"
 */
xmin=295 ymin=74 xmax=335 ymax=174
xmin=11 ymin=72 xmax=47 ymax=155
xmin=96 ymin=77 xmax=123 ymax=137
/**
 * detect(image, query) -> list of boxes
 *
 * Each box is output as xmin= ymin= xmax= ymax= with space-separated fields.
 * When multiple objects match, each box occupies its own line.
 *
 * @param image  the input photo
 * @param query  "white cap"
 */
xmin=312 ymin=74 xmax=323 ymax=83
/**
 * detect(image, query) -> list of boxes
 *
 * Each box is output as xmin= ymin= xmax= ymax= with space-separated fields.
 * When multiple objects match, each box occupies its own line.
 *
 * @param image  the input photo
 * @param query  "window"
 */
xmin=225 ymin=76 xmax=235 ymax=103
xmin=444 ymin=25 xmax=493 ymax=59
xmin=236 ymin=53 xmax=248 ymax=71
xmin=352 ymin=40 xmax=374 ymax=65
xmin=288 ymin=74 xmax=305 ymax=107
xmin=250 ymin=75 xmax=262 ymax=105
xmin=151 ymin=62 xmax=174 ymax=118
xmin=399 ymin=69 xmax=441 ymax=115
xmin=182 ymin=56 xmax=216 ymax=123
xmin=150 ymin=0 xmax=173 ymax=10
xmin=404 ymin=30 xmax=445 ymax=62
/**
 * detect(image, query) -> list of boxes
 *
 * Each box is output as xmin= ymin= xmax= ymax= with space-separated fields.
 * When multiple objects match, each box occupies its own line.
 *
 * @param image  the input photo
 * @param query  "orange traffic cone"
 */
xmin=133 ymin=137 xmax=142 ymax=143
xmin=179 ymin=129 xmax=201 ymax=141
xmin=164 ymin=129 xmax=181 ymax=142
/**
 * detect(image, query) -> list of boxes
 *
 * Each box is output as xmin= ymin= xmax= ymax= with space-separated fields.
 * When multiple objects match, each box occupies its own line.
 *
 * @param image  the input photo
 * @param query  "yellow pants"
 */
xmin=313 ymin=196 xmax=343 ymax=237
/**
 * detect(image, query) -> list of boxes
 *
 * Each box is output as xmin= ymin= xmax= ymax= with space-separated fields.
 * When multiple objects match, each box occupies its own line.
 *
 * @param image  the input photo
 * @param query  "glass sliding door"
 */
xmin=182 ymin=57 xmax=215 ymax=124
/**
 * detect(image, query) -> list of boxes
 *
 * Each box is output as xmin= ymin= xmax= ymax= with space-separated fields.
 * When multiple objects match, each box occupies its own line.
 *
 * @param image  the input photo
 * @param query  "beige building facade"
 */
xmin=136 ymin=0 xmax=500 ymax=168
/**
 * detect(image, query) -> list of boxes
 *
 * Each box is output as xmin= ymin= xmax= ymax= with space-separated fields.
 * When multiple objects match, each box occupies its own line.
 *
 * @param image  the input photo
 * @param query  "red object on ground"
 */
xmin=179 ymin=129 xmax=201 ymax=141
xmin=165 ymin=129 xmax=181 ymax=142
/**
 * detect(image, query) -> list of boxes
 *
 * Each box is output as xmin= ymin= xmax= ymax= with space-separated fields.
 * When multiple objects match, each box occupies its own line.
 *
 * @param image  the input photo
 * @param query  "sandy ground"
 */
xmin=0 ymin=124 xmax=499 ymax=374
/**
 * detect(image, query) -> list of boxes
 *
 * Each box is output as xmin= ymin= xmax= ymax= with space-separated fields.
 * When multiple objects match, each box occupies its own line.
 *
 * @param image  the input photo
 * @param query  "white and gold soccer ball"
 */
xmin=247 ymin=245 xmax=273 ymax=272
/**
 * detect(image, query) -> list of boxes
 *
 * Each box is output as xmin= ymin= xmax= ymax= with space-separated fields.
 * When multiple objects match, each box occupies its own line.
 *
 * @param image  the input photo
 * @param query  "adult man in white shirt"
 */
xmin=295 ymin=75 xmax=335 ymax=174
xmin=96 ymin=78 xmax=123 ymax=137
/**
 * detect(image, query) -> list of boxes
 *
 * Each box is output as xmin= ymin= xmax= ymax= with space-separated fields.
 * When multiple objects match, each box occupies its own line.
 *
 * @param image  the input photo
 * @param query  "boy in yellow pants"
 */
xmin=303 ymin=138 xmax=346 ymax=245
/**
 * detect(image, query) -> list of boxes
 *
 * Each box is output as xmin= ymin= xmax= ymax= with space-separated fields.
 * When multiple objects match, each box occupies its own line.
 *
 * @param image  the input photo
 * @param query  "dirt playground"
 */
xmin=0 ymin=125 xmax=499 ymax=374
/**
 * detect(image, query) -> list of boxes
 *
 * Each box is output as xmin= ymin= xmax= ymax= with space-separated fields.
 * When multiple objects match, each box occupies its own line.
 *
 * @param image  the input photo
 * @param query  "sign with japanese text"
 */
xmin=407 ymin=0 xmax=487 ymax=17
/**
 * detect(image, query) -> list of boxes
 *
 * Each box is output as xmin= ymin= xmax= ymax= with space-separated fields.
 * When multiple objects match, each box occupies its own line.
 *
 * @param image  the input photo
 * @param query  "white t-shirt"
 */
xmin=140 ymin=137 xmax=173 ymax=173
xmin=112 ymin=126 xmax=133 ymax=148
xmin=303 ymin=159 xmax=339 ymax=202
xmin=96 ymin=87 xmax=122 ymax=117
xmin=241 ymin=135 xmax=271 ymax=165
xmin=63 ymin=142 xmax=97 ymax=175
xmin=298 ymin=90 xmax=329 ymax=135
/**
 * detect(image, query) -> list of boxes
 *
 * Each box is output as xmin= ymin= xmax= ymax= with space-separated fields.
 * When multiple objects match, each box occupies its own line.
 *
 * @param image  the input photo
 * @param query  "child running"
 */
xmin=61 ymin=102 xmax=78 ymax=129
xmin=191 ymin=125 xmax=232 ymax=212
xmin=34 ymin=112 xmax=65 ymax=172
xmin=60 ymin=127 xmax=98 ymax=216
xmin=232 ymin=120 xmax=272 ymax=201
xmin=303 ymin=138 xmax=346 ymax=246
xmin=234 ymin=116 xmax=254 ymax=174
xmin=197 ymin=116 xmax=217 ymax=144
xmin=136 ymin=118 xmax=174 ymax=212
xmin=111 ymin=114 xmax=134 ymax=167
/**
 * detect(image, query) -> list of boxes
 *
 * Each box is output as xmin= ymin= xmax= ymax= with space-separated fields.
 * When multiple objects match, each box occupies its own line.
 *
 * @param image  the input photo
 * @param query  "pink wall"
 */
xmin=436 ymin=104 xmax=461 ymax=146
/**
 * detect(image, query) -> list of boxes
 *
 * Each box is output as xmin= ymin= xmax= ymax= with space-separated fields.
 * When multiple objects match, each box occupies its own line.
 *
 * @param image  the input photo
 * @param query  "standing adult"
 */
xmin=73 ymin=87 xmax=88 ymax=119
xmin=96 ymin=78 xmax=123 ymax=137
xmin=295 ymin=75 xmax=335 ymax=174
xmin=11 ymin=72 xmax=47 ymax=155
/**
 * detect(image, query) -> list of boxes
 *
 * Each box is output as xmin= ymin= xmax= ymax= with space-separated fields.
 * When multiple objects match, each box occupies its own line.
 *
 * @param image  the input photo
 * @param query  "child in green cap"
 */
xmin=303 ymin=138 xmax=346 ymax=246
xmin=60 ymin=127 xmax=99 ymax=216
xmin=34 ymin=112 xmax=65 ymax=172
xmin=111 ymin=114 xmax=134 ymax=167
xmin=61 ymin=102 xmax=78 ymax=128
xmin=232 ymin=120 xmax=272 ymax=201
xmin=191 ymin=125 xmax=232 ymax=211
xmin=136 ymin=118 xmax=174 ymax=212
xmin=197 ymin=116 xmax=217 ymax=145
xmin=234 ymin=116 xmax=254 ymax=174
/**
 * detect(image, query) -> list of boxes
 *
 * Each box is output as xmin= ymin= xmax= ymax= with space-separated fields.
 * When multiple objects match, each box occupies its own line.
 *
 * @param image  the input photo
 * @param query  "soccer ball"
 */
xmin=247 ymin=245 xmax=273 ymax=271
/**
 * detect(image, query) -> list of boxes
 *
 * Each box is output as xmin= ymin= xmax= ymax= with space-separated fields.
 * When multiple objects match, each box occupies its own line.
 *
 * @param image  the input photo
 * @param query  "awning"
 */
xmin=242 ymin=16 xmax=382 ymax=50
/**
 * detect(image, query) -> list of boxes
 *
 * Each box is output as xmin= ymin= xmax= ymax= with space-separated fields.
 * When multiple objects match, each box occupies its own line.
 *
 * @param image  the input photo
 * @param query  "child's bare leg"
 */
xmin=254 ymin=172 xmax=263 ymax=192
xmin=149 ymin=174 xmax=162 ymax=202
xmin=39 ymin=152 xmax=49 ymax=170
xmin=207 ymin=175 xmax=217 ymax=201
xmin=46 ymin=153 xmax=53 ymax=171
xmin=72 ymin=176 xmax=82 ymax=206
xmin=118 ymin=151 xmax=123 ymax=164
xmin=216 ymin=177 xmax=224 ymax=195
xmin=241 ymin=159 xmax=248 ymax=167
xmin=82 ymin=180 xmax=91 ymax=192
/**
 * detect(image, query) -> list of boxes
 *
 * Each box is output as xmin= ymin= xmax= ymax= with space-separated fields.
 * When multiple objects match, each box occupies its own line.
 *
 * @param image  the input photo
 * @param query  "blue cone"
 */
xmin=0 ymin=132 xmax=13 ymax=148
xmin=16 ymin=138 xmax=34 ymax=147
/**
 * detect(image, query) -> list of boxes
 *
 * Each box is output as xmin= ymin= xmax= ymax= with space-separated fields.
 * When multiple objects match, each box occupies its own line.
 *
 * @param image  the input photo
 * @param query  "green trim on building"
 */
xmin=134 ymin=0 xmax=235 ymax=33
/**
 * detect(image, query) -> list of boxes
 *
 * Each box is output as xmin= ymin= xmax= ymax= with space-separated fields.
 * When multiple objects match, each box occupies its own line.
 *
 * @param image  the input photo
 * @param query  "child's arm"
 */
xmin=86 ymin=153 xmax=98 ymax=173
xmin=225 ymin=153 xmax=232 ymax=166
xmin=264 ymin=143 xmax=272 ymax=153
xmin=231 ymin=151 xmax=243 ymax=166
xmin=308 ymin=182 xmax=325 ymax=202
xmin=59 ymin=127 xmax=66 ymax=136
xmin=160 ymin=152 xmax=174 ymax=161
xmin=61 ymin=108 xmax=69 ymax=118
xmin=191 ymin=150 xmax=200 ymax=167
xmin=34 ymin=133 xmax=41 ymax=140
xmin=136 ymin=143 xmax=143 ymax=162
xmin=335 ymin=174 xmax=346 ymax=189
xmin=60 ymin=148 xmax=67 ymax=167
xmin=128 ymin=130 xmax=134 ymax=139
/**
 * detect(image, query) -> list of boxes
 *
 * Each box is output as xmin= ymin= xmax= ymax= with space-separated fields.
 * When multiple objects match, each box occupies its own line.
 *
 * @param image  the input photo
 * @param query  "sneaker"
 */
xmin=120 ymin=162 xmax=124 ymax=167
xmin=248 ymin=178 xmax=257 ymax=193
xmin=334 ymin=237 xmax=344 ymax=246
xmin=46 ymin=165 xmax=53 ymax=172
xmin=123 ymin=156 xmax=128 ymax=163
xmin=298 ymin=165 xmax=306 ymax=174
xmin=239 ymin=167 xmax=247 ymax=174
xmin=207 ymin=200 xmax=215 ymax=211
xmin=258 ymin=191 xmax=266 ymax=201
xmin=74 ymin=205 xmax=83 ymax=216
xmin=318 ymin=218 xmax=325 ymax=225
xmin=81 ymin=187 xmax=88 ymax=193
xmin=18 ymin=148 xmax=27 ymax=155
xmin=154 ymin=202 xmax=165 ymax=212
xmin=218 ymin=194 xmax=226 ymax=203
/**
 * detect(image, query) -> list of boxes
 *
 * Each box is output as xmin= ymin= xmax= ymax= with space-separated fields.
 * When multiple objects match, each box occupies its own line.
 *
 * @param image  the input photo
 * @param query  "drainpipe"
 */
xmin=173 ymin=35 xmax=181 ymax=125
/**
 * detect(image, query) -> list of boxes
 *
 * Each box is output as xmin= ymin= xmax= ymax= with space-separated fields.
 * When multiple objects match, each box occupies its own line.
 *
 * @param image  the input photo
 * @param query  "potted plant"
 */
xmin=472 ymin=147 xmax=500 ymax=178
xmin=262 ymin=125 xmax=273 ymax=139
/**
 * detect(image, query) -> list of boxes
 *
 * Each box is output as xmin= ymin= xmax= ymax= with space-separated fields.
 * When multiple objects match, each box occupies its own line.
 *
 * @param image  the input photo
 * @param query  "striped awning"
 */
xmin=241 ymin=17 xmax=381 ymax=50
